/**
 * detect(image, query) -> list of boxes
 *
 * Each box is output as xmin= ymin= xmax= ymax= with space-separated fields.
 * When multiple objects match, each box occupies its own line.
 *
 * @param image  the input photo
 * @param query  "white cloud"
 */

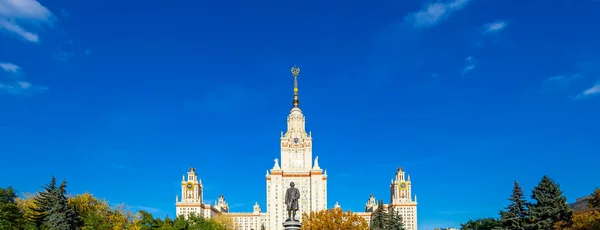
xmin=404 ymin=0 xmax=471 ymax=28
xmin=575 ymin=82 xmax=600 ymax=100
xmin=0 ymin=61 xmax=47 ymax=96
xmin=541 ymin=74 xmax=582 ymax=92
xmin=484 ymin=20 xmax=508 ymax=34
xmin=462 ymin=56 xmax=475 ymax=75
xmin=0 ymin=61 xmax=20 ymax=73
xmin=0 ymin=0 xmax=54 ymax=43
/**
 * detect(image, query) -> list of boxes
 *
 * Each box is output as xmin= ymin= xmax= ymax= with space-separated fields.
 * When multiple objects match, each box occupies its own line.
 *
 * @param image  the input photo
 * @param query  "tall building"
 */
xmin=348 ymin=168 xmax=418 ymax=230
xmin=174 ymin=67 xmax=416 ymax=230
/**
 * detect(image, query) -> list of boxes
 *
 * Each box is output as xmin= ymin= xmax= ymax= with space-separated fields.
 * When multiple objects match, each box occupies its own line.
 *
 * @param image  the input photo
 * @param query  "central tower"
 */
xmin=280 ymin=66 xmax=312 ymax=172
xmin=266 ymin=67 xmax=327 ymax=230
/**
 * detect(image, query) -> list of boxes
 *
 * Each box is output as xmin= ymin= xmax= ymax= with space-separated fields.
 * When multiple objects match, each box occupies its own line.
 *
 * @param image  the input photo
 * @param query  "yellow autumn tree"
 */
xmin=555 ymin=210 xmax=600 ymax=230
xmin=15 ymin=192 xmax=38 ymax=228
xmin=68 ymin=192 xmax=138 ymax=230
xmin=212 ymin=214 xmax=240 ymax=230
xmin=301 ymin=208 xmax=369 ymax=230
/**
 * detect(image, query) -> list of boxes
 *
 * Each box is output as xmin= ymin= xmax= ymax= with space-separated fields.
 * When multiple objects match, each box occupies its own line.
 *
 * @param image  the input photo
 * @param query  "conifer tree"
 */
xmin=587 ymin=188 xmax=600 ymax=209
xmin=527 ymin=175 xmax=573 ymax=229
xmin=370 ymin=200 xmax=387 ymax=230
xmin=31 ymin=176 xmax=78 ymax=230
xmin=31 ymin=176 xmax=57 ymax=228
xmin=387 ymin=209 xmax=406 ymax=230
xmin=0 ymin=186 xmax=25 ymax=229
xmin=499 ymin=181 xmax=529 ymax=230
xmin=45 ymin=180 xmax=78 ymax=230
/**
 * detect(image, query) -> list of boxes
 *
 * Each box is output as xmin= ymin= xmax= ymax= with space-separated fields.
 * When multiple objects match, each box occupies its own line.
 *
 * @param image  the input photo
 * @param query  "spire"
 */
xmin=291 ymin=66 xmax=300 ymax=108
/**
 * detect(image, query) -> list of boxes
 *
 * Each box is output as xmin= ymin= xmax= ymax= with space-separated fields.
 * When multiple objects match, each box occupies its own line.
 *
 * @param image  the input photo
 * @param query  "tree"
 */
xmin=212 ymin=213 xmax=239 ymax=229
xmin=460 ymin=217 xmax=501 ymax=230
xmin=186 ymin=213 xmax=226 ymax=230
xmin=301 ymin=208 xmax=369 ymax=230
xmin=588 ymin=188 xmax=600 ymax=209
xmin=68 ymin=192 xmax=113 ymax=230
xmin=0 ymin=186 xmax=25 ymax=229
xmin=15 ymin=192 xmax=40 ymax=229
xmin=370 ymin=200 xmax=387 ymax=230
xmin=499 ymin=181 xmax=529 ymax=230
xmin=137 ymin=210 xmax=161 ymax=230
xmin=31 ymin=176 xmax=79 ymax=230
xmin=47 ymin=179 xmax=79 ymax=230
xmin=554 ymin=210 xmax=600 ymax=230
xmin=260 ymin=223 xmax=266 ymax=230
xmin=527 ymin=175 xmax=573 ymax=229
xmin=386 ymin=209 xmax=406 ymax=230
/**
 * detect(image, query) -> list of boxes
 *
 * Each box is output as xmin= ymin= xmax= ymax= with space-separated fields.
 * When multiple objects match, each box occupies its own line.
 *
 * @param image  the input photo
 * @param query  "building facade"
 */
xmin=348 ymin=168 xmax=418 ymax=230
xmin=174 ymin=67 xmax=416 ymax=230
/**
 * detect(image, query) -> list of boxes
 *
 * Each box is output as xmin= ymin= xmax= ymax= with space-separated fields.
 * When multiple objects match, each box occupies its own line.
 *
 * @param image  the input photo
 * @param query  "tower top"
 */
xmin=291 ymin=66 xmax=300 ymax=108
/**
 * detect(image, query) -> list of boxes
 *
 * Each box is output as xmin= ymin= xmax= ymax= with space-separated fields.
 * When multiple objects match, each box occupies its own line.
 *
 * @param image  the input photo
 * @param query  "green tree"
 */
xmin=527 ymin=175 xmax=573 ymax=229
xmin=46 ymin=179 xmax=79 ymax=230
xmin=370 ymin=200 xmax=387 ymax=230
xmin=499 ymin=181 xmax=529 ymax=230
xmin=31 ymin=176 xmax=79 ymax=230
xmin=172 ymin=215 xmax=189 ymax=229
xmin=588 ymin=188 xmax=600 ymax=209
xmin=386 ymin=209 xmax=406 ymax=230
xmin=0 ymin=186 xmax=25 ymax=229
xmin=137 ymin=210 xmax=161 ymax=229
xmin=460 ymin=217 xmax=500 ymax=230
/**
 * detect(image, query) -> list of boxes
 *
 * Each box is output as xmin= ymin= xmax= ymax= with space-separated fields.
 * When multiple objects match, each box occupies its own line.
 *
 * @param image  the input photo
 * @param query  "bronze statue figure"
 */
xmin=285 ymin=181 xmax=300 ymax=221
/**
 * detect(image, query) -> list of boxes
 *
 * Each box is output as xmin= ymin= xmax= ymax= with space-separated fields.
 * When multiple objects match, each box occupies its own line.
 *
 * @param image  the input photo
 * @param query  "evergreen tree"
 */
xmin=387 ymin=209 xmax=406 ymax=230
xmin=0 ymin=186 xmax=25 ymax=229
xmin=588 ymin=188 xmax=600 ymax=209
xmin=460 ymin=217 xmax=501 ymax=230
xmin=499 ymin=181 xmax=529 ymax=230
xmin=31 ymin=176 xmax=58 ymax=228
xmin=370 ymin=200 xmax=387 ymax=230
xmin=31 ymin=176 xmax=78 ymax=230
xmin=44 ymin=180 xmax=78 ymax=230
xmin=527 ymin=175 xmax=573 ymax=230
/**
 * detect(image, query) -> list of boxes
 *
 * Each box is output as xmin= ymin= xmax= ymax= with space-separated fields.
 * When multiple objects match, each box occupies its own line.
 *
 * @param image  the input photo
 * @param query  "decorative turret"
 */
xmin=312 ymin=156 xmax=320 ymax=170
xmin=253 ymin=202 xmax=261 ymax=214
xmin=365 ymin=194 xmax=377 ymax=212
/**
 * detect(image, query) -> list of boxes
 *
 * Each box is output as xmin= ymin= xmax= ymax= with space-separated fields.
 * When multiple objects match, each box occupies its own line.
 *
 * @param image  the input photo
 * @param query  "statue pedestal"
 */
xmin=282 ymin=219 xmax=302 ymax=230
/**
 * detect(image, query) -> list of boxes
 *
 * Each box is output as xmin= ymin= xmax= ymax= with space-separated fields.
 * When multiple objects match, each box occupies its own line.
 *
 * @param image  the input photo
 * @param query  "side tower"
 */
xmin=266 ymin=67 xmax=328 ymax=230
xmin=176 ymin=167 xmax=204 ymax=218
xmin=388 ymin=168 xmax=418 ymax=230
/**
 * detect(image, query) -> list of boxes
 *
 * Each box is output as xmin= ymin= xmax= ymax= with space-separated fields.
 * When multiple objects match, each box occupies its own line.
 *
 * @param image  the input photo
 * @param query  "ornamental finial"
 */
xmin=291 ymin=66 xmax=301 ymax=108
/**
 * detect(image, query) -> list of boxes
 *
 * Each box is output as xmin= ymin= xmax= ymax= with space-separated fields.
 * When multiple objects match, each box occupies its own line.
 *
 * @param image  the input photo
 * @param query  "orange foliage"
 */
xmin=555 ymin=210 xmax=600 ymax=230
xmin=301 ymin=208 xmax=369 ymax=230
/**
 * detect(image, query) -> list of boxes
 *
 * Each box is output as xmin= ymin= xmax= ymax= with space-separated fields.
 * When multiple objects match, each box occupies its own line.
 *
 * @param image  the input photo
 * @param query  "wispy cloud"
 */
xmin=404 ymin=0 xmax=471 ymax=28
xmin=0 ymin=61 xmax=48 ymax=96
xmin=462 ymin=56 xmax=475 ymax=75
xmin=541 ymin=74 xmax=582 ymax=92
xmin=0 ymin=62 xmax=20 ymax=74
xmin=575 ymin=82 xmax=600 ymax=100
xmin=483 ymin=20 xmax=508 ymax=34
xmin=52 ymin=47 xmax=75 ymax=62
xmin=0 ymin=0 xmax=55 ymax=43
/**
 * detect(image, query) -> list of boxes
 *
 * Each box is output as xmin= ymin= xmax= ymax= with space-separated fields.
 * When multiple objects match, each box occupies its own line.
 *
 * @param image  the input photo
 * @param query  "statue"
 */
xmin=274 ymin=158 xmax=279 ymax=167
xmin=285 ymin=182 xmax=301 ymax=221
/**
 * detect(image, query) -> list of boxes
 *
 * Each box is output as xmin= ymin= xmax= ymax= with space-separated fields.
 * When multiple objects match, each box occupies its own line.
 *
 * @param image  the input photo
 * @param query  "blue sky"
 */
xmin=1 ymin=0 xmax=599 ymax=229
